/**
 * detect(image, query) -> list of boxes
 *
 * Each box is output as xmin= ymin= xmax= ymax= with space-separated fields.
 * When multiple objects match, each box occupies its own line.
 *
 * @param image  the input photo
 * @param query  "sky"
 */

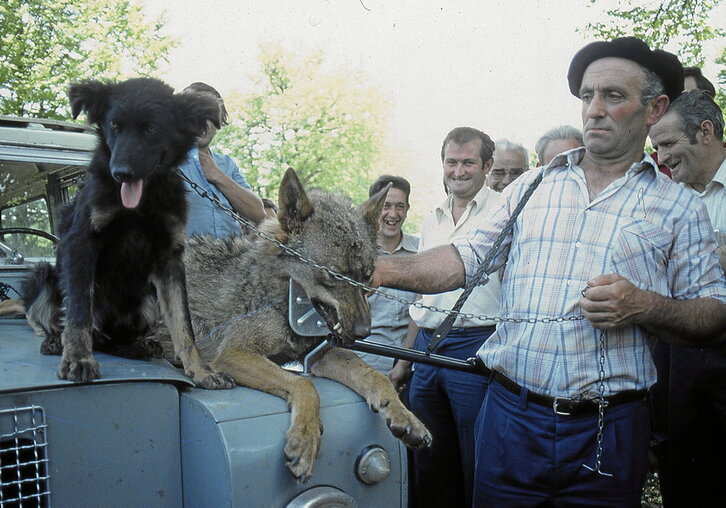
xmin=141 ymin=0 xmax=725 ymax=219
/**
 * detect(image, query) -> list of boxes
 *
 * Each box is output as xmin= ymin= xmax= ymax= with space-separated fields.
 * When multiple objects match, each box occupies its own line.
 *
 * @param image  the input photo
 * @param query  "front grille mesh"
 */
xmin=0 ymin=406 xmax=50 ymax=507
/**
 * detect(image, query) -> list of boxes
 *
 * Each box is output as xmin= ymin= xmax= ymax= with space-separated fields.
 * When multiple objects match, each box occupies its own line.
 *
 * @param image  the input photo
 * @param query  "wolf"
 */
xmin=155 ymin=167 xmax=432 ymax=481
xmin=22 ymin=78 xmax=234 ymax=390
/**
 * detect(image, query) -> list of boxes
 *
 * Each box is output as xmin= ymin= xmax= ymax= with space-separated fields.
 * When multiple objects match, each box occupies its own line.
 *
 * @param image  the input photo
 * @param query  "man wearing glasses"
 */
xmin=486 ymin=139 xmax=529 ymax=192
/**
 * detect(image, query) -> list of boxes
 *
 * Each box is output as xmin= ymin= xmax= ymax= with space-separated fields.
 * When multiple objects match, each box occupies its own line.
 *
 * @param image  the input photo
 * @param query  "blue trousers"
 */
xmin=408 ymin=327 xmax=492 ymax=508
xmin=473 ymin=378 xmax=650 ymax=507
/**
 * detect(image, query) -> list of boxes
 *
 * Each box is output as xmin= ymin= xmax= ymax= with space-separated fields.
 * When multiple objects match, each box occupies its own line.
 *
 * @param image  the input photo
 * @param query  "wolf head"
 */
xmin=68 ymin=78 xmax=221 ymax=209
xmin=273 ymin=168 xmax=387 ymax=345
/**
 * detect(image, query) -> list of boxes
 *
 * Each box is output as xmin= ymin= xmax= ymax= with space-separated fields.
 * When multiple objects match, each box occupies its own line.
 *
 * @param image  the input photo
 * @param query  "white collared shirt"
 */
xmin=410 ymin=184 xmax=503 ymax=329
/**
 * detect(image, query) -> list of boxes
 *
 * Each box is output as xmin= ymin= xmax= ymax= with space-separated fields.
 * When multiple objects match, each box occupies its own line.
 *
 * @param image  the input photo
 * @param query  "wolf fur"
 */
xmin=22 ymin=78 xmax=234 ymax=390
xmin=154 ymin=168 xmax=432 ymax=481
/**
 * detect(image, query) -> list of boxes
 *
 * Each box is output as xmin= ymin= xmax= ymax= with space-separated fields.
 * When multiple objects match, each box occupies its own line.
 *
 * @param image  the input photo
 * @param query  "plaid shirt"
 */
xmin=453 ymin=148 xmax=726 ymax=397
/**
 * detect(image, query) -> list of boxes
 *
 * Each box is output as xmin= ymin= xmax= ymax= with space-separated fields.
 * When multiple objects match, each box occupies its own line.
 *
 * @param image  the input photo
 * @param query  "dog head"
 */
xmin=68 ymin=78 xmax=221 ymax=209
xmin=274 ymin=168 xmax=387 ymax=345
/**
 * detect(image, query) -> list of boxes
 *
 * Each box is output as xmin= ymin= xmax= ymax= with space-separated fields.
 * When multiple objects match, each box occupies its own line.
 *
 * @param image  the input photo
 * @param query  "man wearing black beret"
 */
xmin=372 ymin=35 xmax=726 ymax=506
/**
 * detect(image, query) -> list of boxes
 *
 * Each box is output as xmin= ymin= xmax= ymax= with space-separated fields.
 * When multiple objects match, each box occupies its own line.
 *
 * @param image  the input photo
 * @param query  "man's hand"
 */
xmin=389 ymin=360 xmax=411 ymax=392
xmin=578 ymin=273 xmax=653 ymax=330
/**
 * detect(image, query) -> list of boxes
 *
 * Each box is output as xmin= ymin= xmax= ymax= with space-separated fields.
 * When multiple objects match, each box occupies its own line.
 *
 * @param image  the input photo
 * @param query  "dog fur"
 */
xmin=22 ymin=78 xmax=234 ymax=389
xmin=153 ymin=168 xmax=431 ymax=481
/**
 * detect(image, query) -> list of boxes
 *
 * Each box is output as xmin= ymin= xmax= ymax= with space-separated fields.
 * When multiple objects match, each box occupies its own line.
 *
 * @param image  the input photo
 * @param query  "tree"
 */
xmin=582 ymin=0 xmax=725 ymax=107
xmin=0 ymin=0 xmax=175 ymax=119
xmin=214 ymin=44 xmax=388 ymax=203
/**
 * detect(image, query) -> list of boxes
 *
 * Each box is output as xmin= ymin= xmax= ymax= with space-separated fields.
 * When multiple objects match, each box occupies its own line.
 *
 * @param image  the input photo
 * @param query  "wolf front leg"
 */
xmin=311 ymin=347 xmax=432 ymax=448
xmin=153 ymin=258 xmax=235 ymax=389
xmin=211 ymin=349 xmax=324 ymax=483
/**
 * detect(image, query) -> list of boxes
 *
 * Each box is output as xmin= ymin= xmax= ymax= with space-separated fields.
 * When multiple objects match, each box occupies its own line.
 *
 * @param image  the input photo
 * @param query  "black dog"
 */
xmin=23 ymin=78 xmax=234 ymax=389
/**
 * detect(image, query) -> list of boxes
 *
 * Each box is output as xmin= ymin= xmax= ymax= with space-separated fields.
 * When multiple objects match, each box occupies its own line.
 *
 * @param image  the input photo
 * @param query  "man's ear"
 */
xmin=277 ymin=167 xmax=314 ymax=235
xmin=646 ymin=95 xmax=670 ymax=127
xmin=482 ymin=157 xmax=494 ymax=174
xmin=699 ymin=119 xmax=716 ymax=145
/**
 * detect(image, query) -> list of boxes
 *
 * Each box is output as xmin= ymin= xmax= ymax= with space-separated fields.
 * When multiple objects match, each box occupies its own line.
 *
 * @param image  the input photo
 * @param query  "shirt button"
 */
xmin=575 ymin=242 xmax=582 ymax=248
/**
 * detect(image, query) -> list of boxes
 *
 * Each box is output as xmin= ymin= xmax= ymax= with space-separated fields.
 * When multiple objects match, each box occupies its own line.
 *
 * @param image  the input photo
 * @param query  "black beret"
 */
xmin=567 ymin=36 xmax=684 ymax=101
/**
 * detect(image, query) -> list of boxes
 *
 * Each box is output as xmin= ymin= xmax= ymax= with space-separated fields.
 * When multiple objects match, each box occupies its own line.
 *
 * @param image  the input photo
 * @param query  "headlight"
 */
xmin=354 ymin=445 xmax=391 ymax=485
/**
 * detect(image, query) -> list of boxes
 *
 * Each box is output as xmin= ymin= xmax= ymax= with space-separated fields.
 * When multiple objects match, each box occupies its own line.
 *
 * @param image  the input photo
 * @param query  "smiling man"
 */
xmin=398 ymin=127 xmax=502 ymax=508
xmin=356 ymin=175 xmax=419 ymax=375
xmin=648 ymin=89 xmax=726 ymax=507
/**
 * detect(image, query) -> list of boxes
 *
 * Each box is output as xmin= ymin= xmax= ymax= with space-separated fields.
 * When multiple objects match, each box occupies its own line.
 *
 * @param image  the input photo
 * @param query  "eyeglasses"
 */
xmin=489 ymin=168 xmax=526 ymax=179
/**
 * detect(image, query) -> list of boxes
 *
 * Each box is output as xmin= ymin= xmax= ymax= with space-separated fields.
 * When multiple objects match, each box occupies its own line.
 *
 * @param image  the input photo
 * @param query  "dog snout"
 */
xmin=112 ymin=168 xmax=135 ymax=183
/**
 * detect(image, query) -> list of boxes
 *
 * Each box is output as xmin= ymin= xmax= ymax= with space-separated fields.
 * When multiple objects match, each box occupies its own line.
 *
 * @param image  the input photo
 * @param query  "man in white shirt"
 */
xmin=393 ymin=127 xmax=502 ymax=508
xmin=648 ymin=89 xmax=726 ymax=507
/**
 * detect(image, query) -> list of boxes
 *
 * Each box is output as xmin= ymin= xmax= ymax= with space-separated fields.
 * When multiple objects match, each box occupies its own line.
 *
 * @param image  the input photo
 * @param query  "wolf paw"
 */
xmin=284 ymin=418 xmax=324 ymax=483
xmin=40 ymin=336 xmax=63 ymax=355
xmin=192 ymin=370 xmax=236 ymax=390
xmin=57 ymin=357 xmax=100 ymax=383
xmin=378 ymin=399 xmax=432 ymax=448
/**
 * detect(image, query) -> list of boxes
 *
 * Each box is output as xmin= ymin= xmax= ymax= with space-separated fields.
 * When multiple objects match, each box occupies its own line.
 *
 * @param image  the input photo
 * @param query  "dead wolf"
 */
xmin=22 ymin=78 xmax=235 ymax=390
xmin=155 ymin=168 xmax=432 ymax=481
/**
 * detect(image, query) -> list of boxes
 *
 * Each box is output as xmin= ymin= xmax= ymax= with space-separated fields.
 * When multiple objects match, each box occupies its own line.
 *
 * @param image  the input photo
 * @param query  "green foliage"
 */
xmin=583 ymin=0 xmax=725 ymax=108
xmin=0 ymin=0 xmax=175 ymax=119
xmin=214 ymin=44 xmax=387 ymax=203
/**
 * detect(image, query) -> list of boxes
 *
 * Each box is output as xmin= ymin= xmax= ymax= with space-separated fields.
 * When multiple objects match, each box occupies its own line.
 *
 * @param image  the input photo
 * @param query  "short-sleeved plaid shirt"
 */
xmin=453 ymin=148 xmax=726 ymax=398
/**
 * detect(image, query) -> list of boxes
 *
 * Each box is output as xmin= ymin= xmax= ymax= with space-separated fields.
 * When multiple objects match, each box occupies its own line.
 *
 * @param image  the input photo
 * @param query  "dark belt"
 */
xmin=492 ymin=371 xmax=648 ymax=416
xmin=421 ymin=325 xmax=496 ymax=334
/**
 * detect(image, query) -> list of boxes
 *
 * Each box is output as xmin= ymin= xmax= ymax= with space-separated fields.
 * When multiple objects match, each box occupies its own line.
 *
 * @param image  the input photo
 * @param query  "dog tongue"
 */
xmin=120 ymin=180 xmax=143 ymax=209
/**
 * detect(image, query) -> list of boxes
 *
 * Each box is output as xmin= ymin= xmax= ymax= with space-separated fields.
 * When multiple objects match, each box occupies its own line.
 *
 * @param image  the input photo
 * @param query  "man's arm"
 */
xmin=372 ymin=244 xmax=466 ymax=294
xmin=579 ymin=273 xmax=726 ymax=344
xmin=199 ymin=152 xmax=266 ymax=224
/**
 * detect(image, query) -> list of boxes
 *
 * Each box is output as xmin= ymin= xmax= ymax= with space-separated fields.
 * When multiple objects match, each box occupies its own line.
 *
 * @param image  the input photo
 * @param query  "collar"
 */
xmin=545 ymin=147 xmax=658 ymax=177
xmin=436 ymin=184 xmax=497 ymax=216
xmin=381 ymin=231 xmax=419 ymax=254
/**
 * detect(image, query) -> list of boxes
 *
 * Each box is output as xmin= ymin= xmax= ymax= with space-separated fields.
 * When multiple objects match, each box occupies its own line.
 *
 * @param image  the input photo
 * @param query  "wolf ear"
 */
xmin=360 ymin=182 xmax=390 ymax=233
xmin=278 ymin=167 xmax=314 ymax=235
xmin=68 ymin=80 xmax=112 ymax=125
xmin=174 ymin=91 xmax=222 ymax=139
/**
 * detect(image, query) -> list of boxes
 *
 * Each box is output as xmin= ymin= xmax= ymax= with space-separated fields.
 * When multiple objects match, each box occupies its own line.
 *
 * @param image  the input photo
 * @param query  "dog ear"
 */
xmin=68 ymin=80 xmax=112 ymax=125
xmin=360 ymin=182 xmax=390 ymax=234
xmin=277 ymin=167 xmax=314 ymax=235
xmin=174 ymin=91 xmax=223 ymax=139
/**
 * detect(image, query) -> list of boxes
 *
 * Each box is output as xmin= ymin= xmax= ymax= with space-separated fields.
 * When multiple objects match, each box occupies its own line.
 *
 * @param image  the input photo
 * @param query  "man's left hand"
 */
xmin=578 ymin=273 xmax=652 ymax=330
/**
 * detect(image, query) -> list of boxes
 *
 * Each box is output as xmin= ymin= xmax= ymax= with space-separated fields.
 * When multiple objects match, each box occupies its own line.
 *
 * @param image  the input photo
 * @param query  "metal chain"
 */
xmin=582 ymin=330 xmax=613 ymax=477
xmin=177 ymin=169 xmax=585 ymax=325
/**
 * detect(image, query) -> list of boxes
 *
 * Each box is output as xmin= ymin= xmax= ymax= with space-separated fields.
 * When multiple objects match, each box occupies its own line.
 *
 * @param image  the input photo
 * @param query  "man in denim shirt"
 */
xmin=179 ymin=82 xmax=265 ymax=237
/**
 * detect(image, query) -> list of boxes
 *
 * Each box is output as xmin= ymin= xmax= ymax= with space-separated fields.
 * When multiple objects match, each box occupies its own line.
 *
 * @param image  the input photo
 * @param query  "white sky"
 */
xmin=142 ymin=0 xmax=725 ymax=216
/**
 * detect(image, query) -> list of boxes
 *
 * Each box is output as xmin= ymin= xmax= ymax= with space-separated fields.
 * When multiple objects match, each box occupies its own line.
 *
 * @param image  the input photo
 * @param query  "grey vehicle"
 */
xmin=0 ymin=116 xmax=407 ymax=507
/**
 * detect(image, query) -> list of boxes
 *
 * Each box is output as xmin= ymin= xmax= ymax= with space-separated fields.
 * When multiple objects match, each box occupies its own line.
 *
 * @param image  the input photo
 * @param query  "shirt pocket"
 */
xmin=609 ymin=220 xmax=673 ymax=292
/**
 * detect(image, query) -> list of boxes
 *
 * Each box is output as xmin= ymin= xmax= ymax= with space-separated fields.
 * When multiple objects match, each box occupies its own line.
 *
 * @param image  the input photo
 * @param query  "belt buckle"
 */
xmin=552 ymin=397 xmax=574 ymax=415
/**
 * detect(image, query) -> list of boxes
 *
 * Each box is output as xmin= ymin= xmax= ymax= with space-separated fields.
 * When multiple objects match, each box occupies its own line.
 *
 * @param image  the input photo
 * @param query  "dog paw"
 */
xmin=57 ymin=357 xmax=100 ymax=383
xmin=140 ymin=338 xmax=164 ymax=358
xmin=378 ymin=399 xmax=432 ymax=448
xmin=284 ymin=418 xmax=324 ymax=483
xmin=192 ymin=370 xmax=236 ymax=390
xmin=40 ymin=336 xmax=63 ymax=355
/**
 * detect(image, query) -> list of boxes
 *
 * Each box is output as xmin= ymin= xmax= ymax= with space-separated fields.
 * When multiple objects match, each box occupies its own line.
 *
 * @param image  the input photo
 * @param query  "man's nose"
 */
xmin=586 ymin=95 xmax=606 ymax=118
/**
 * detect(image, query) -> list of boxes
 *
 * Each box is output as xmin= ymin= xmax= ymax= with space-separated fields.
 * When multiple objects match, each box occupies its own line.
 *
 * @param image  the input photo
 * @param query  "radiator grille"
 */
xmin=0 ymin=406 xmax=50 ymax=507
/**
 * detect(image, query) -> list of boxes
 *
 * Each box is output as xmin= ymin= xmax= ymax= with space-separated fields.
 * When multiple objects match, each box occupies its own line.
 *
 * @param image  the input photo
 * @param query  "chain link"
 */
xmin=177 ymin=169 xmax=585 ymax=325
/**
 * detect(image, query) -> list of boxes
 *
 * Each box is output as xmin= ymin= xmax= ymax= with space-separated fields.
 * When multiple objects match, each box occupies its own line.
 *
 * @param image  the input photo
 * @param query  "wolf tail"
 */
xmin=22 ymin=262 xmax=64 ymax=347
